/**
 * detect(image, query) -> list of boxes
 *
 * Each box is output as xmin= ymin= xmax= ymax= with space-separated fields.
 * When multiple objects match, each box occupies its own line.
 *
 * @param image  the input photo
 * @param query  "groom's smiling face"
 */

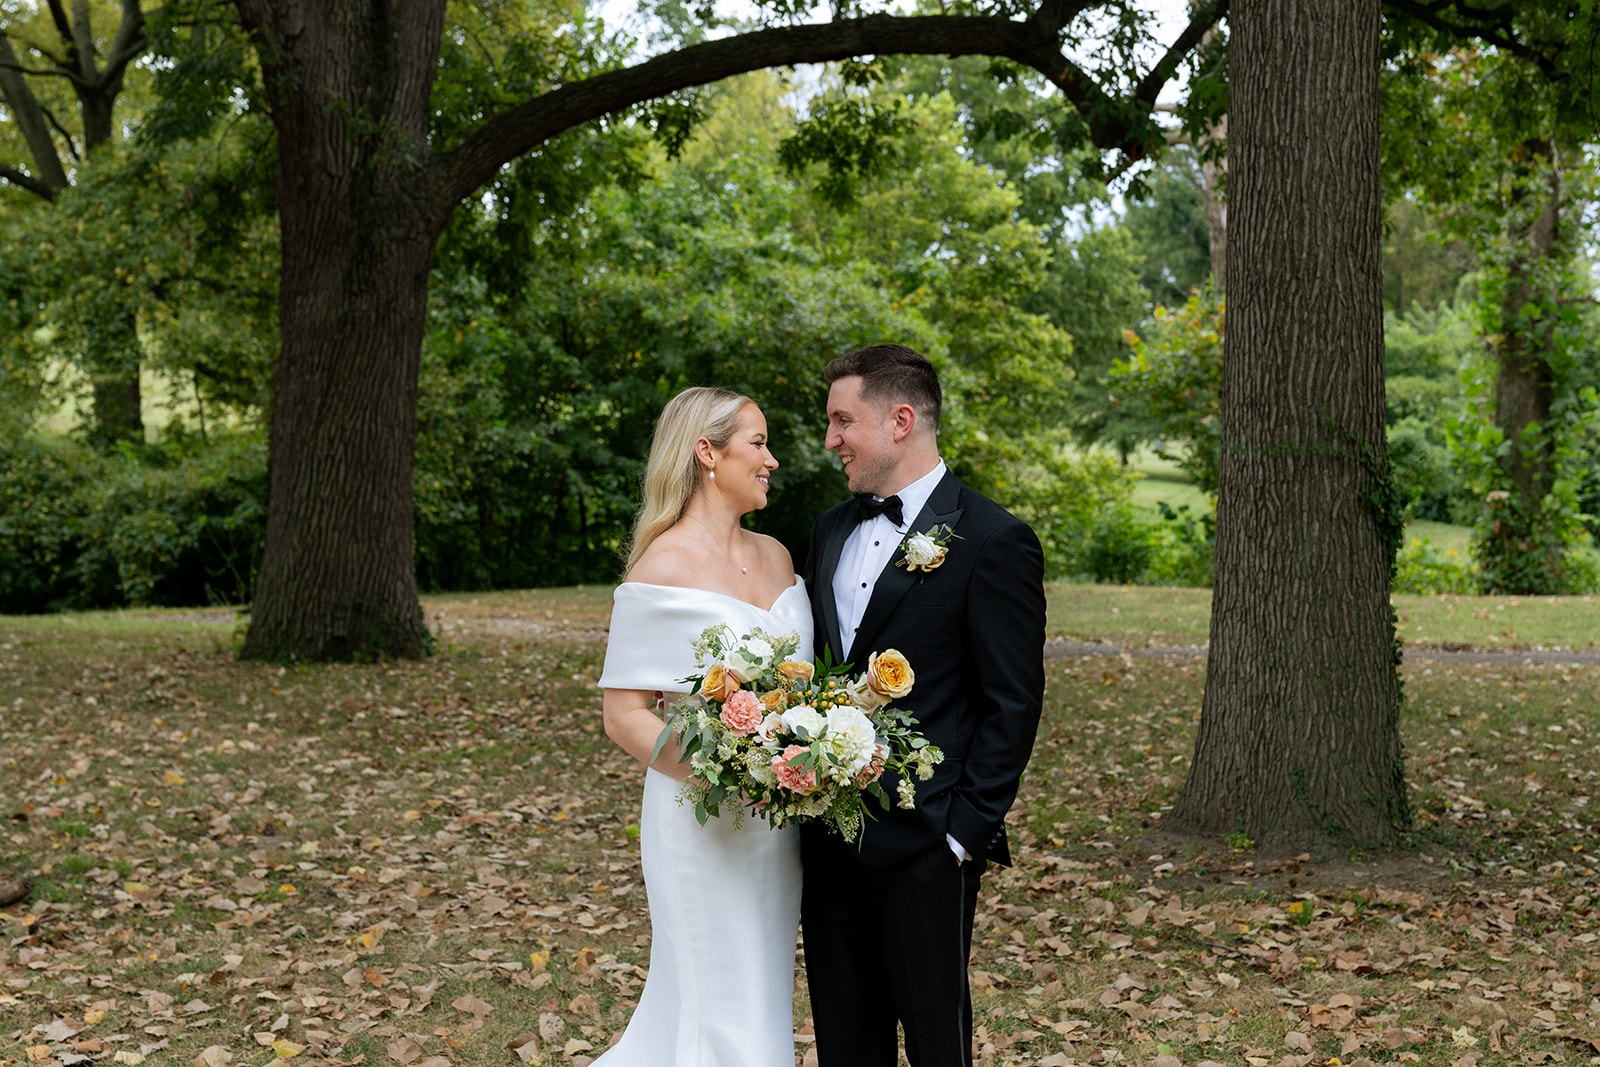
xmin=826 ymin=375 xmax=899 ymax=496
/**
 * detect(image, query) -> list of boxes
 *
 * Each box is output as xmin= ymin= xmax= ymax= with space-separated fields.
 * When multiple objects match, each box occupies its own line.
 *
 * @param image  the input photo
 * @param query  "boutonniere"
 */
xmin=896 ymin=524 xmax=961 ymax=575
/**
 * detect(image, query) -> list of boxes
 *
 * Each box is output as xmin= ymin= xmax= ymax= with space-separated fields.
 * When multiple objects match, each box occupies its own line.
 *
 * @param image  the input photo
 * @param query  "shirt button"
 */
xmin=861 ymin=583 xmax=867 ymax=588
xmin=874 ymin=541 xmax=880 ymax=546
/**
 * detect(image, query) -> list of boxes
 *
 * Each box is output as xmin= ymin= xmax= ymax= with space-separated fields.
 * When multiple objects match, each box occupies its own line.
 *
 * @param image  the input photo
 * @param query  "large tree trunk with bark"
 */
xmin=236 ymin=0 xmax=446 ymax=661
xmin=1167 ymin=0 xmax=1407 ymax=851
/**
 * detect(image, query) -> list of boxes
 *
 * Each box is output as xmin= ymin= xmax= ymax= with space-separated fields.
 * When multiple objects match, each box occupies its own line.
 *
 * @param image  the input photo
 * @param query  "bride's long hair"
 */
xmin=624 ymin=386 xmax=753 ymax=576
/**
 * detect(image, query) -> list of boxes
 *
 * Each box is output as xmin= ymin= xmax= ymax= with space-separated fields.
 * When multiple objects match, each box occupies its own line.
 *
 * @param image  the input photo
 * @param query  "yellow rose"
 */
xmin=866 ymin=649 xmax=914 ymax=699
xmin=775 ymin=660 xmax=816 ymax=683
xmin=700 ymin=663 xmax=741 ymax=703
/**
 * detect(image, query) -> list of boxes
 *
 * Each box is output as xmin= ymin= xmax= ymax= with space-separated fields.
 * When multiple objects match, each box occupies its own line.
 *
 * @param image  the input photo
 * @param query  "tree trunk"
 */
xmin=1167 ymin=0 xmax=1406 ymax=851
xmin=1477 ymin=157 xmax=1562 ymax=593
xmin=1200 ymin=115 xmax=1227 ymax=293
xmin=236 ymin=0 xmax=446 ymax=661
xmin=86 ymin=305 xmax=144 ymax=447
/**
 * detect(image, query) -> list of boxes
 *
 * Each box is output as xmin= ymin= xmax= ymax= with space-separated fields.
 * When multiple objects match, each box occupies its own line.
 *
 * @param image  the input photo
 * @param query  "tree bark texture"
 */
xmin=1167 ymin=0 xmax=1406 ymax=850
xmin=236 ymin=0 xmax=446 ymax=661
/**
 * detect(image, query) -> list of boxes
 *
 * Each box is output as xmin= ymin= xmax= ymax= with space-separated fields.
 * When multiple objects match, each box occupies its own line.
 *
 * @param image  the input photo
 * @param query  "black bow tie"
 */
xmin=855 ymin=494 xmax=904 ymax=527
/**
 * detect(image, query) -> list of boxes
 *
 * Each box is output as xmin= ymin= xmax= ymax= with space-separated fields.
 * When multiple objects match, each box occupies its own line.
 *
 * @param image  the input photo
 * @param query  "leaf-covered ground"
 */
xmin=2 ymin=588 xmax=1598 ymax=1067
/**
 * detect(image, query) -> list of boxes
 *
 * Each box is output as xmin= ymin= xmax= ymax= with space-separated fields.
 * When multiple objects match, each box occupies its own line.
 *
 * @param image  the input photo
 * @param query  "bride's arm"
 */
xmin=602 ymin=688 xmax=690 ymax=780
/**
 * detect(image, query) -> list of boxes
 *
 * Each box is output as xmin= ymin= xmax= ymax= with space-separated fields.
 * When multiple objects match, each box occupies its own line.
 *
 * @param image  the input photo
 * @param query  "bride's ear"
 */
xmin=694 ymin=437 xmax=716 ymax=473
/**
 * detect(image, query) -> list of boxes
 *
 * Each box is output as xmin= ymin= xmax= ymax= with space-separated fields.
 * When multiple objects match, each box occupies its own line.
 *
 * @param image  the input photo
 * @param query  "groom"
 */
xmin=802 ymin=344 xmax=1046 ymax=1067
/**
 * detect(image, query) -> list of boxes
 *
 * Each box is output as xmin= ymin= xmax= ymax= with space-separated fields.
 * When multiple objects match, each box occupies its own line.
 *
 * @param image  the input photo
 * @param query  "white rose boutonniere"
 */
xmin=896 ymin=524 xmax=960 ymax=575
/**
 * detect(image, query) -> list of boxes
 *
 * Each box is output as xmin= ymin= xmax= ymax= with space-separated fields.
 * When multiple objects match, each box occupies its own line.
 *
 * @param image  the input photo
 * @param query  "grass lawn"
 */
xmin=3 ymin=592 xmax=1598 ymax=1067
xmin=1122 ymin=449 xmax=1478 ymax=568
xmin=1048 ymin=583 xmax=1600 ymax=650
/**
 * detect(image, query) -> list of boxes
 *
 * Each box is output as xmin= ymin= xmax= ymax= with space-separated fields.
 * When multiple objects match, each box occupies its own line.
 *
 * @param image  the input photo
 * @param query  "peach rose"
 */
xmin=775 ymin=660 xmax=815 ymax=683
xmin=700 ymin=662 xmax=741 ymax=703
xmin=866 ymin=649 xmax=914 ymax=699
xmin=720 ymin=690 xmax=764 ymax=735
xmin=759 ymin=688 xmax=789 ymax=712
xmin=773 ymin=745 xmax=820 ymax=794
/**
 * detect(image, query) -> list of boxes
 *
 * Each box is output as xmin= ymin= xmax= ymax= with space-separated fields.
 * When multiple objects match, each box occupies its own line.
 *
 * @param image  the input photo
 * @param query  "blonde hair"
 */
xmin=624 ymin=387 xmax=753 ymax=575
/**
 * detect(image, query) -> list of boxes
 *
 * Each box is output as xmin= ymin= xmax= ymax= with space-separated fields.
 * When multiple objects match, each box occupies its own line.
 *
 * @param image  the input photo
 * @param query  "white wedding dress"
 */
xmin=594 ymin=578 xmax=812 ymax=1067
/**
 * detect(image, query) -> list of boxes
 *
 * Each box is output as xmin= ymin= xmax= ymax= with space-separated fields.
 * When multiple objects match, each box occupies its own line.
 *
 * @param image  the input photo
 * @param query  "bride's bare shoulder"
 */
xmin=747 ymin=532 xmax=795 ymax=579
xmin=625 ymin=530 xmax=703 ymax=588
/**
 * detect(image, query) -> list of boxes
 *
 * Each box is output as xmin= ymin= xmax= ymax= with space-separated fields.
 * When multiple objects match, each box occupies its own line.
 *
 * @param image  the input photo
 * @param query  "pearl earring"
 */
xmin=708 ymin=469 xmax=716 ymax=480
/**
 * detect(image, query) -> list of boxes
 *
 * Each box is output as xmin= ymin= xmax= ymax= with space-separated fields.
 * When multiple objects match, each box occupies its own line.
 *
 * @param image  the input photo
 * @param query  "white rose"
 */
xmin=756 ymin=711 xmax=787 ymax=745
xmin=782 ymin=705 xmax=827 ymax=739
xmin=823 ymin=705 xmax=878 ymax=775
xmin=724 ymin=636 xmax=776 ymax=681
xmin=902 ymin=531 xmax=941 ymax=567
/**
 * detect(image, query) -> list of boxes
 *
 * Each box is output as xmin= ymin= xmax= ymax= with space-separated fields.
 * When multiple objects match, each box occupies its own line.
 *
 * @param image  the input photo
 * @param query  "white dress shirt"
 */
xmin=828 ymin=460 xmax=973 ymax=865
xmin=831 ymin=460 xmax=947 ymax=662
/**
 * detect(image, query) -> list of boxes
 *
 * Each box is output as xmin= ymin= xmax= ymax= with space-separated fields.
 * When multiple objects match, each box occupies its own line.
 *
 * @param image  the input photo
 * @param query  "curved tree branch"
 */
xmin=1135 ymin=0 xmax=1227 ymax=107
xmin=94 ymin=0 xmax=149 ymax=92
xmin=432 ymin=9 xmax=1217 ymax=213
xmin=0 ymin=32 xmax=70 ymax=190
xmin=0 ymin=162 xmax=59 ymax=198
xmin=1382 ymin=0 xmax=1564 ymax=84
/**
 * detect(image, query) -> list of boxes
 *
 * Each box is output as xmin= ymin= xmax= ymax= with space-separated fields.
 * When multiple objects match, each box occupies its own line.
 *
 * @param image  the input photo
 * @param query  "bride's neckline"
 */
xmin=618 ymin=576 xmax=804 ymax=615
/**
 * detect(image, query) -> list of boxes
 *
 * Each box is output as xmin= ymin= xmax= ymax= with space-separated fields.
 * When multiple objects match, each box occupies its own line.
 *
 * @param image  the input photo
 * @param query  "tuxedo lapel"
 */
xmin=816 ymin=507 xmax=852 ymax=662
xmin=850 ymin=471 xmax=964 ymax=660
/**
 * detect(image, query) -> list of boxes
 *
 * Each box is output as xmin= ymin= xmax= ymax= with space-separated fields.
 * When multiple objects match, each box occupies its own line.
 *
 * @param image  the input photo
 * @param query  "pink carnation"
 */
xmin=855 ymin=745 xmax=887 ymax=787
xmin=773 ymin=745 xmax=819 ymax=794
xmin=720 ymin=690 xmax=764 ymax=735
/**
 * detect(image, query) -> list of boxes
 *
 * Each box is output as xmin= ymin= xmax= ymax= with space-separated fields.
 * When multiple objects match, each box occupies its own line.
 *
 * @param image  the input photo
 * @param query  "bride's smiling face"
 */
xmin=706 ymin=404 xmax=779 ymax=511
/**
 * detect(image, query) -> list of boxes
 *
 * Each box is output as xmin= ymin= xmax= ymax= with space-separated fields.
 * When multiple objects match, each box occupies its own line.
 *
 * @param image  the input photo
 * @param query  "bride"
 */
xmin=594 ymin=386 xmax=811 ymax=1066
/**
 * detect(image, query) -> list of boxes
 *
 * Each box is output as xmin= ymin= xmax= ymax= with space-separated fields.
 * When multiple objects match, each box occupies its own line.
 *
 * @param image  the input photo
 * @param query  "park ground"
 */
xmin=2 ymin=586 xmax=1598 ymax=1067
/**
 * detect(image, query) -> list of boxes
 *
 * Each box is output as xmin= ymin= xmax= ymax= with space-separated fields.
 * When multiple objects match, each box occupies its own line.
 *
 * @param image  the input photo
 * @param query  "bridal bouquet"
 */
xmin=653 ymin=625 xmax=943 ymax=842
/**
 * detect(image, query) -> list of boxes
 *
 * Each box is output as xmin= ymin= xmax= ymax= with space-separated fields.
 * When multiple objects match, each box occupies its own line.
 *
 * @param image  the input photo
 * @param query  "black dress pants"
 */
xmin=801 ymin=836 xmax=985 ymax=1067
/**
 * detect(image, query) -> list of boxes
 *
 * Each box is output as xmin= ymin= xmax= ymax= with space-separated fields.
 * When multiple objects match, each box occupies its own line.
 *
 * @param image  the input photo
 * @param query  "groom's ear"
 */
xmin=888 ymin=403 xmax=918 ymax=443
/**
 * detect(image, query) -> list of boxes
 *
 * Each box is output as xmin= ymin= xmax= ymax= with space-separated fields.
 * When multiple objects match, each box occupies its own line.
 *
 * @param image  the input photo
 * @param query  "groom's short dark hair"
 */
xmin=825 ymin=344 xmax=942 ymax=431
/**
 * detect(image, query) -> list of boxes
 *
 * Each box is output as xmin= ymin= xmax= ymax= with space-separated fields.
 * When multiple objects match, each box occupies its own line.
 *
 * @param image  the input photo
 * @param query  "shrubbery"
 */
xmin=0 ymin=431 xmax=268 ymax=613
xmin=1391 ymin=538 xmax=1476 ymax=595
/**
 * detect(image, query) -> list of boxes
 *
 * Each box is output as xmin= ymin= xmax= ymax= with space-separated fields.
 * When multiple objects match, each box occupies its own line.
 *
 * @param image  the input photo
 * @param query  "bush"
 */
xmin=1392 ymin=537 xmax=1476 ymax=595
xmin=997 ymin=442 xmax=1145 ymax=582
xmin=1145 ymin=501 xmax=1215 ymax=587
xmin=1080 ymin=505 xmax=1156 ymax=584
xmin=1387 ymin=418 xmax=1462 ymax=524
xmin=0 ymin=431 xmax=267 ymax=613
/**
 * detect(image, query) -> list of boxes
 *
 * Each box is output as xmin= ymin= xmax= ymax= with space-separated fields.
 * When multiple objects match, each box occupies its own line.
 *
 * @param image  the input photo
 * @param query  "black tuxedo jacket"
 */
xmin=803 ymin=470 xmax=1046 ymax=868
